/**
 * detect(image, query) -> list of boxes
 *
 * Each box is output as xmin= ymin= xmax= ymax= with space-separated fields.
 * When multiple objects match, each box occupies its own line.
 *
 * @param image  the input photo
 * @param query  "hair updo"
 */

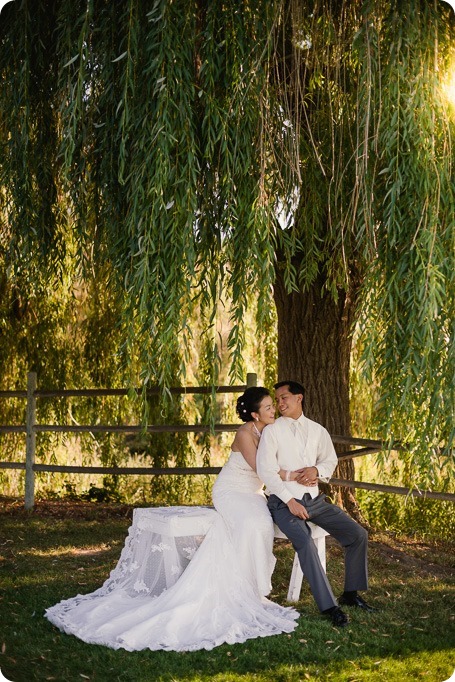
xmin=236 ymin=386 xmax=271 ymax=423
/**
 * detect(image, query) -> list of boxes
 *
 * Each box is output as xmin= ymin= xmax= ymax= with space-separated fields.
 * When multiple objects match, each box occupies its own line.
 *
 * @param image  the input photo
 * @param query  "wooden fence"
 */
xmin=0 ymin=372 xmax=454 ymax=509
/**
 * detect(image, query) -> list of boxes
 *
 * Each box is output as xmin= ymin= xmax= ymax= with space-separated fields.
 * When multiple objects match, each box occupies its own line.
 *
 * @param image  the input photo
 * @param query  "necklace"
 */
xmin=252 ymin=423 xmax=262 ymax=439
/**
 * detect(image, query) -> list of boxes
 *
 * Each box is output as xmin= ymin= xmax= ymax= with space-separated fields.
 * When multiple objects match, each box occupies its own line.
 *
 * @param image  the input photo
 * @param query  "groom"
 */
xmin=256 ymin=380 xmax=376 ymax=627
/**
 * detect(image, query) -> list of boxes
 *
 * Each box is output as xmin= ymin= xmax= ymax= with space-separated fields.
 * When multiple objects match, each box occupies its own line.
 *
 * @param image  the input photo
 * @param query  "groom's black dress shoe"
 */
xmin=322 ymin=606 xmax=349 ymax=627
xmin=338 ymin=593 xmax=377 ymax=612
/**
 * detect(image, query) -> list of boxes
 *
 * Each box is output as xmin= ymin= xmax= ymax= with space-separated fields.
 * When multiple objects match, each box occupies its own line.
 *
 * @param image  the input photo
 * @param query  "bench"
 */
xmin=103 ymin=507 xmax=328 ymax=604
xmin=274 ymin=522 xmax=328 ymax=602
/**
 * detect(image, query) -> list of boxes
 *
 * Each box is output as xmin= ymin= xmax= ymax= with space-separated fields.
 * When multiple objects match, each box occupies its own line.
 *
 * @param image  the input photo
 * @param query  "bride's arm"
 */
xmin=278 ymin=469 xmax=298 ymax=482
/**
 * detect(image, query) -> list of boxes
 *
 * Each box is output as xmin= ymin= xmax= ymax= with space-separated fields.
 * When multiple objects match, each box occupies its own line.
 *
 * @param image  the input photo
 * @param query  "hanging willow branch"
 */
xmin=354 ymin=0 xmax=455 ymax=473
xmin=0 ymin=0 xmax=453 ymax=478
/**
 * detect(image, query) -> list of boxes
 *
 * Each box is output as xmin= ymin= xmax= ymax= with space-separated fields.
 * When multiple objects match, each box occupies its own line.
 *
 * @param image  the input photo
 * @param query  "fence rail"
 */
xmin=1 ymin=372 xmax=454 ymax=508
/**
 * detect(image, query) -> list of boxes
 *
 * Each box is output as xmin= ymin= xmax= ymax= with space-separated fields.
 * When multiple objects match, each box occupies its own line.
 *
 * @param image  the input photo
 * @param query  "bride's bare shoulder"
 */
xmin=237 ymin=422 xmax=256 ymax=437
xmin=231 ymin=423 xmax=254 ymax=447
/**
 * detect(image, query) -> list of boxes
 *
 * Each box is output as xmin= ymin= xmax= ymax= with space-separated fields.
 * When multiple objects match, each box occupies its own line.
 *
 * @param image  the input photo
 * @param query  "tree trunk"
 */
xmin=274 ymin=266 xmax=364 ymax=520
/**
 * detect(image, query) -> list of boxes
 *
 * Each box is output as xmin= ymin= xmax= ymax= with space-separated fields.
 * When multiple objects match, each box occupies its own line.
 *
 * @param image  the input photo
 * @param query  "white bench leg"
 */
xmin=314 ymin=535 xmax=327 ymax=572
xmin=286 ymin=534 xmax=327 ymax=603
xmin=287 ymin=553 xmax=304 ymax=602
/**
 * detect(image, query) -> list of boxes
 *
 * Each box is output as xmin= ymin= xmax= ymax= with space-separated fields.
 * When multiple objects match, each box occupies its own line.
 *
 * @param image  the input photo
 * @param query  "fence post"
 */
xmin=25 ymin=371 xmax=37 ymax=510
xmin=246 ymin=373 xmax=257 ymax=387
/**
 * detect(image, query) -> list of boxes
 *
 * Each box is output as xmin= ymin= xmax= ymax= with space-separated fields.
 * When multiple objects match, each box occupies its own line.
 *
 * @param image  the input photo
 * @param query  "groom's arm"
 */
xmin=256 ymin=425 xmax=293 ymax=504
xmin=314 ymin=427 xmax=338 ymax=481
xmin=257 ymin=426 xmax=310 ymax=520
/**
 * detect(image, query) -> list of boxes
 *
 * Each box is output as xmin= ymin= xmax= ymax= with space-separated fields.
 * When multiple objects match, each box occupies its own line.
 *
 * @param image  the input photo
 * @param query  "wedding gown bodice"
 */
xmin=212 ymin=450 xmax=264 ymax=495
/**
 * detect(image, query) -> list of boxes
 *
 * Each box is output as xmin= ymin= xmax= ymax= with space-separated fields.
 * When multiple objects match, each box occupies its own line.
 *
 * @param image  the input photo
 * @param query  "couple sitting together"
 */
xmin=46 ymin=380 xmax=376 ymax=652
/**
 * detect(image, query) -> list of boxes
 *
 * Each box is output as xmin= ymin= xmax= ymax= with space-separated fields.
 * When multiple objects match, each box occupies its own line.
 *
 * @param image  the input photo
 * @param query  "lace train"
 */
xmin=46 ymin=453 xmax=299 ymax=651
xmin=45 ymin=516 xmax=298 ymax=651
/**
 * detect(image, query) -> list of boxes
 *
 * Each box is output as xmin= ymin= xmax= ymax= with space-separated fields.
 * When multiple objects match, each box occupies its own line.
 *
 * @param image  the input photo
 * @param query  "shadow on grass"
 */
xmin=1 ymin=508 xmax=454 ymax=682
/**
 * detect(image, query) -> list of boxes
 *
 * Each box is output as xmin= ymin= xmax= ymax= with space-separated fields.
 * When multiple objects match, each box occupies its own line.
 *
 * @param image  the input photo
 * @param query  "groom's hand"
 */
xmin=295 ymin=466 xmax=318 ymax=486
xmin=287 ymin=498 xmax=310 ymax=519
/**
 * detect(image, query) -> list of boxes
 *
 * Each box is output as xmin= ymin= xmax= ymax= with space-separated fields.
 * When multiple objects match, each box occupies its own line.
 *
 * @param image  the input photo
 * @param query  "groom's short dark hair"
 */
xmin=274 ymin=380 xmax=305 ymax=399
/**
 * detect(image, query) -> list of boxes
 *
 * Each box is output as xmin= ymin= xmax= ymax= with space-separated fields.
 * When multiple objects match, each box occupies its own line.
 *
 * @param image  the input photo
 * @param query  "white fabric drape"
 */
xmin=45 ymin=454 xmax=299 ymax=651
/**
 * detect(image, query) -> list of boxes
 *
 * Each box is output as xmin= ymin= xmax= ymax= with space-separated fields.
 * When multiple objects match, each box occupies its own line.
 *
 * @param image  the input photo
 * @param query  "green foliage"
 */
xmin=47 ymin=478 xmax=125 ymax=503
xmin=358 ymin=491 xmax=455 ymax=542
xmin=281 ymin=0 xmax=455 ymax=484
xmin=0 ymin=0 xmax=453 ymax=492
xmin=354 ymin=1 xmax=455 ymax=480
xmin=355 ymin=440 xmax=455 ymax=541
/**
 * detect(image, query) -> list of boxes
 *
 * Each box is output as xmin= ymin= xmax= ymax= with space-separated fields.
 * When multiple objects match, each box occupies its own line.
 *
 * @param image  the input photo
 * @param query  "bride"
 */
xmin=45 ymin=387 xmax=300 ymax=651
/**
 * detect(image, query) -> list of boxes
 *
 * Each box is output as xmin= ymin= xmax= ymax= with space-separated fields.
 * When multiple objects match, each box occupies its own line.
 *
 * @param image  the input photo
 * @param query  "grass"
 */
xmin=0 ymin=498 xmax=454 ymax=682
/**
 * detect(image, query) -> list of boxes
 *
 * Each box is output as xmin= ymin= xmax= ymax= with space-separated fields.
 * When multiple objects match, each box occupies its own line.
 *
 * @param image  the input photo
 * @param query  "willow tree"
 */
xmin=0 ymin=0 xmax=453 ymax=498
xmin=270 ymin=0 xmax=455 ymax=500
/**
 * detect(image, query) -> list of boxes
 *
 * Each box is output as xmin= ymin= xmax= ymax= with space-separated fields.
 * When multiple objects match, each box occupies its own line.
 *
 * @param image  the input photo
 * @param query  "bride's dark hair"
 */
xmin=236 ymin=387 xmax=271 ymax=423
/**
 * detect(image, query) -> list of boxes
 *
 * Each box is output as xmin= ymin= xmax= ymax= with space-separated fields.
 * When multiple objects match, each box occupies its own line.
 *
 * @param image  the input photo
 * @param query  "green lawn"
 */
xmin=0 ymin=499 xmax=454 ymax=682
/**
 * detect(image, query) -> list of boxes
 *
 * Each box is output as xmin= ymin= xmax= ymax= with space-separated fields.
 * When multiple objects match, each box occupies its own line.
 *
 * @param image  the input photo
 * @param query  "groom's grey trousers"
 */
xmin=267 ymin=493 xmax=368 ymax=612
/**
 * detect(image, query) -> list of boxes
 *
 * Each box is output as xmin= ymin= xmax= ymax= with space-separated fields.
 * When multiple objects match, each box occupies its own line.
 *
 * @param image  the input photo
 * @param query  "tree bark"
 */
xmin=274 ymin=264 xmax=364 ymax=520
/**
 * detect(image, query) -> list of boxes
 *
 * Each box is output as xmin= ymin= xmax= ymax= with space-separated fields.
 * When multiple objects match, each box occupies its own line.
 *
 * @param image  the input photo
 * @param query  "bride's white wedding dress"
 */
xmin=45 ymin=451 xmax=299 ymax=651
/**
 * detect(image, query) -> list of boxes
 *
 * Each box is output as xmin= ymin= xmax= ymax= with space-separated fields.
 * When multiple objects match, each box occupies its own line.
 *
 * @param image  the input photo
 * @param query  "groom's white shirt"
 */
xmin=256 ymin=414 xmax=338 ymax=504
